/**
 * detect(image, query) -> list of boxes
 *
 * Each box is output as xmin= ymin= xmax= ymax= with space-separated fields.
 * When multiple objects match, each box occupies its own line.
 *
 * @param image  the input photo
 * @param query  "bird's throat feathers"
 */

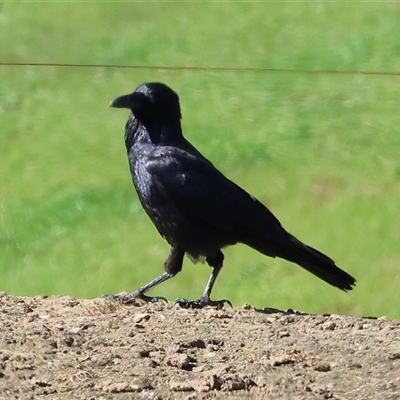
xmin=124 ymin=116 xmax=149 ymax=151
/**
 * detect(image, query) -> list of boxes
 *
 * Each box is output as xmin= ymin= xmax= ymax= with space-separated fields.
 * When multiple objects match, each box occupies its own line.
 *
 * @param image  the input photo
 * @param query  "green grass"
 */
xmin=1 ymin=2 xmax=400 ymax=318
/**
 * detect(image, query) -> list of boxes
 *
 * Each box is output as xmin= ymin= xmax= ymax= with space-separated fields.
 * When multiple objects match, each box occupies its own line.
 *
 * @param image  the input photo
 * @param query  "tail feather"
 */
xmin=247 ymin=231 xmax=356 ymax=291
xmin=282 ymin=234 xmax=356 ymax=291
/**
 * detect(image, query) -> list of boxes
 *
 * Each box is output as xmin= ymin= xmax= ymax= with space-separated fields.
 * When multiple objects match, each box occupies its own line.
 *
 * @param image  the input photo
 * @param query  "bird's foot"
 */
xmin=174 ymin=296 xmax=232 ymax=309
xmin=102 ymin=292 xmax=168 ymax=304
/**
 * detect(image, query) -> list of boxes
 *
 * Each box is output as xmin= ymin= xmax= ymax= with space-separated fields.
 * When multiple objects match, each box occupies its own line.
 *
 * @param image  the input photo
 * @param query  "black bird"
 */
xmin=109 ymin=82 xmax=356 ymax=308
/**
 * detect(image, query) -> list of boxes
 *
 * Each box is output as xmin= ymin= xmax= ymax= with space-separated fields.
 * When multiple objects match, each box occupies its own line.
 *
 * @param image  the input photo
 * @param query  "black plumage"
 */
xmin=109 ymin=82 xmax=356 ymax=308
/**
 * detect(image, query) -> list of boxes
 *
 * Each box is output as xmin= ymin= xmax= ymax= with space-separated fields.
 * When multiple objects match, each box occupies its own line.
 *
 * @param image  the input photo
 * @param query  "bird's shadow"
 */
xmin=254 ymin=307 xmax=310 ymax=316
xmin=254 ymin=306 xmax=379 ymax=320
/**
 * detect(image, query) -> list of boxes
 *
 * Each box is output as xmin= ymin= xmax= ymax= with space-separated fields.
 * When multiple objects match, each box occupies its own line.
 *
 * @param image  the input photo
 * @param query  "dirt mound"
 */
xmin=0 ymin=293 xmax=399 ymax=399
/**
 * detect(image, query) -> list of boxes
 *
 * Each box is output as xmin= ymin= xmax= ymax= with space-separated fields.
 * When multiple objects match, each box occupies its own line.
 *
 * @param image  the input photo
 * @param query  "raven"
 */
xmin=109 ymin=82 xmax=356 ymax=308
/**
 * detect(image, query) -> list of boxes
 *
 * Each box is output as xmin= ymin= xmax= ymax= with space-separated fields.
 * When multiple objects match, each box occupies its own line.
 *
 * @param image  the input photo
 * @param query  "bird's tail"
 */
xmin=248 ymin=230 xmax=356 ymax=291
xmin=277 ymin=233 xmax=356 ymax=291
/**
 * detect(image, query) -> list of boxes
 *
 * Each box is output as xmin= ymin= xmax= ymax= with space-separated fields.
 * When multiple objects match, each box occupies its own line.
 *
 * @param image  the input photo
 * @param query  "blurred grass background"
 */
xmin=1 ymin=2 xmax=400 ymax=318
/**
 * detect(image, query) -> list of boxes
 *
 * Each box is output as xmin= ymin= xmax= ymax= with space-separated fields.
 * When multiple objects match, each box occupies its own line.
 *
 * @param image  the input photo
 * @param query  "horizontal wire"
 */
xmin=0 ymin=61 xmax=400 ymax=77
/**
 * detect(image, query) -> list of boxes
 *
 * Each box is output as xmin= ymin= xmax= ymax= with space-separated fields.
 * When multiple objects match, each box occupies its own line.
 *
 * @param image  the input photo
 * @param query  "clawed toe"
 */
xmin=101 ymin=293 xmax=124 ymax=302
xmin=135 ymin=293 xmax=168 ymax=304
xmin=175 ymin=296 xmax=232 ymax=309
xmin=101 ymin=292 xmax=168 ymax=304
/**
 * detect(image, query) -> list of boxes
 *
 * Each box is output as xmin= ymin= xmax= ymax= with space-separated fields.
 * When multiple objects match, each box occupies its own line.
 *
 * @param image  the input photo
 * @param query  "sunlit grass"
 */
xmin=1 ymin=2 xmax=400 ymax=318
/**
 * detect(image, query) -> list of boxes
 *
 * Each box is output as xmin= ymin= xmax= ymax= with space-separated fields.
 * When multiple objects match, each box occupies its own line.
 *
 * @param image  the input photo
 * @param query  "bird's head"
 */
xmin=110 ymin=82 xmax=182 ymax=131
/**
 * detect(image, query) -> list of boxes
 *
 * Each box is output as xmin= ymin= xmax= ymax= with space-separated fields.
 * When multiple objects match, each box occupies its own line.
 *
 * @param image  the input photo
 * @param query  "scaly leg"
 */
xmin=175 ymin=250 xmax=232 ymax=309
xmin=105 ymin=245 xmax=184 ymax=304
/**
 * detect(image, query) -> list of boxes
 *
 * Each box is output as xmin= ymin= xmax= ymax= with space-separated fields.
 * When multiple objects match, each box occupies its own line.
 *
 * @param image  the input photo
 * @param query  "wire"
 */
xmin=1 ymin=61 xmax=399 ymax=77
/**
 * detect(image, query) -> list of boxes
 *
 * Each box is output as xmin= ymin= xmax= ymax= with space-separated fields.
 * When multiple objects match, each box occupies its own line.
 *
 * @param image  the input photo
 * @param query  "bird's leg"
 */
xmin=175 ymin=250 xmax=232 ymax=309
xmin=104 ymin=245 xmax=184 ymax=304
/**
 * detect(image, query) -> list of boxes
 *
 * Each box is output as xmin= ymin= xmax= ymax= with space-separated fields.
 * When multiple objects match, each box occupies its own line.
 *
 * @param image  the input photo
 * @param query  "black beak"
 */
xmin=109 ymin=93 xmax=132 ymax=109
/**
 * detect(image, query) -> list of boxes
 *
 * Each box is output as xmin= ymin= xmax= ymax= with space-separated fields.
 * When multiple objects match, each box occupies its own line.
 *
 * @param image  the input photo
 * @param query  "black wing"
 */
xmin=145 ymin=146 xmax=283 ymax=238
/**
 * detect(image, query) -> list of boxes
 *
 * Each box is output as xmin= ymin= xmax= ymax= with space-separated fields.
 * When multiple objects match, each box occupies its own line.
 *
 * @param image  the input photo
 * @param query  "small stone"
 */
xmin=314 ymin=363 xmax=331 ymax=372
xmin=131 ymin=378 xmax=153 ymax=391
xmin=324 ymin=322 xmax=336 ymax=331
xmin=167 ymin=343 xmax=181 ymax=354
xmin=99 ymin=380 xmax=130 ymax=393
xmin=206 ymin=343 xmax=218 ymax=352
xmin=139 ymin=389 xmax=159 ymax=399
xmin=166 ymin=353 xmax=191 ymax=369
xmin=203 ymin=365 xmax=231 ymax=376
xmin=169 ymin=381 xmax=194 ymax=392
xmin=270 ymin=354 xmax=296 ymax=366
xmin=133 ymin=313 xmax=150 ymax=323
xmin=190 ymin=379 xmax=211 ymax=392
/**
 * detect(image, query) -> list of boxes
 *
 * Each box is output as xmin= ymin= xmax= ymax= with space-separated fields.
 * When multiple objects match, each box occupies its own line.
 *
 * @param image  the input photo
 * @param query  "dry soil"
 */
xmin=0 ymin=293 xmax=399 ymax=399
